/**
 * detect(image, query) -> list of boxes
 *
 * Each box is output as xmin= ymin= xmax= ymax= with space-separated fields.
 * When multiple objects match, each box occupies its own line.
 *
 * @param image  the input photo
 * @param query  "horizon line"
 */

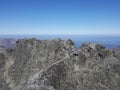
xmin=0 ymin=33 xmax=120 ymax=36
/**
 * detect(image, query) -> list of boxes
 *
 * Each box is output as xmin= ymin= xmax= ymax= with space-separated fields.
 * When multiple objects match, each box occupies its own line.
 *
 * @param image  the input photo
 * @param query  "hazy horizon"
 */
xmin=0 ymin=34 xmax=120 ymax=49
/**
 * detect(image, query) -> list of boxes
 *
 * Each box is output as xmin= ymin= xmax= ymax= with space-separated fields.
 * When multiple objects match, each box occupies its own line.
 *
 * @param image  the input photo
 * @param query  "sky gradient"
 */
xmin=0 ymin=0 xmax=120 ymax=35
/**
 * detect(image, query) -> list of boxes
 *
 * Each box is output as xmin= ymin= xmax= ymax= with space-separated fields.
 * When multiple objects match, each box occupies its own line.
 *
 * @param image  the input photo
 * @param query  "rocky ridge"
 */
xmin=0 ymin=38 xmax=120 ymax=90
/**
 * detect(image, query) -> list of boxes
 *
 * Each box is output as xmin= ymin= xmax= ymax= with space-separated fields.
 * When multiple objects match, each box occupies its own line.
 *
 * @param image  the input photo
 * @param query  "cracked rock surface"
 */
xmin=0 ymin=38 xmax=120 ymax=90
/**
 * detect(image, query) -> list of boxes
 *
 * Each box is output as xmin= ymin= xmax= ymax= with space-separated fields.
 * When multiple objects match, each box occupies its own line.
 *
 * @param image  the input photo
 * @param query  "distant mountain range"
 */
xmin=0 ymin=38 xmax=16 ymax=52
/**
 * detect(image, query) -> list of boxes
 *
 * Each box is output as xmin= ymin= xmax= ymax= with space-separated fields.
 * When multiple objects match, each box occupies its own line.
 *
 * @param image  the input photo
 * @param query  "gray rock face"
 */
xmin=113 ymin=46 xmax=120 ymax=60
xmin=0 ymin=38 xmax=120 ymax=90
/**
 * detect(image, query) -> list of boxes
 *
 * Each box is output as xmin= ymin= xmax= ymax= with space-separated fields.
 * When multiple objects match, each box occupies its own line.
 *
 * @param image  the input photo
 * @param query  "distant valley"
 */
xmin=0 ymin=38 xmax=16 ymax=52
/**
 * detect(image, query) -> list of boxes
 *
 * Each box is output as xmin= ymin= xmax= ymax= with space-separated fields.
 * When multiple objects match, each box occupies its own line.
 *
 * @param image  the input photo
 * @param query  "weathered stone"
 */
xmin=0 ymin=38 xmax=120 ymax=90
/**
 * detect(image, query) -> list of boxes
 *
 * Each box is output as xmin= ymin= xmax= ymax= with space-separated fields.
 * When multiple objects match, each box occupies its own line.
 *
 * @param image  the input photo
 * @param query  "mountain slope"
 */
xmin=0 ymin=38 xmax=120 ymax=90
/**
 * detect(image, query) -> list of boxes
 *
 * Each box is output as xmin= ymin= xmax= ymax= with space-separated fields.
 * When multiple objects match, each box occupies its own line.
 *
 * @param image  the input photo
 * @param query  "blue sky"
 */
xmin=0 ymin=0 xmax=120 ymax=35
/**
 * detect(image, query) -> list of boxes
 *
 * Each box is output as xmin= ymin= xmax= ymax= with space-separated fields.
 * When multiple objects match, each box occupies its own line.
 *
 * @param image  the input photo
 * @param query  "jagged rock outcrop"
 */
xmin=113 ymin=46 xmax=120 ymax=60
xmin=0 ymin=38 xmax=120 ymax=90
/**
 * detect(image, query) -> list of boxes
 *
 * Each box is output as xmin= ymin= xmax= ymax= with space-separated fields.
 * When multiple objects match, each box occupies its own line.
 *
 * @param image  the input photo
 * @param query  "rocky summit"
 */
xmin=0 ymin=38 xmax=120 ymax=90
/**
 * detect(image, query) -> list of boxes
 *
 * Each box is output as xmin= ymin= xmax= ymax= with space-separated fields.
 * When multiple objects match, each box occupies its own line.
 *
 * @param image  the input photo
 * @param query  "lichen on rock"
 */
xmin=0 ymin=38 xmax=120 ymax=90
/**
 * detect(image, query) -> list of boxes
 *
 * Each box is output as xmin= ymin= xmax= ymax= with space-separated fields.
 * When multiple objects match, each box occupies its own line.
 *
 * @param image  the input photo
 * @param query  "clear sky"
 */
xmin=0 ymin=0 xmax=120 ymax=35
